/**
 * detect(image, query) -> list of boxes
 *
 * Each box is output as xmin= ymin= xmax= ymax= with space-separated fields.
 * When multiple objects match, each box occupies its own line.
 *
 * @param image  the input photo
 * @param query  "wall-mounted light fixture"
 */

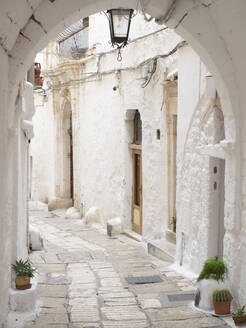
xmin=106 ymin=8 xmax=134 ymax=61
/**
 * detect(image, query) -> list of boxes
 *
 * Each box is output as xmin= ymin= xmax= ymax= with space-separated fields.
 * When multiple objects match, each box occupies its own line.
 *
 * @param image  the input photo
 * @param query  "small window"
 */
xmin=133 ymin=110 xmax=142 ymax=145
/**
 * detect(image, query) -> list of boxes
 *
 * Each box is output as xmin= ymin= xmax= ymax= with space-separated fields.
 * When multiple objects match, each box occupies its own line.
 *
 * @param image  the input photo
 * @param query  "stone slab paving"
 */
xmin=24 ymin=205 xmax=230 ymax=328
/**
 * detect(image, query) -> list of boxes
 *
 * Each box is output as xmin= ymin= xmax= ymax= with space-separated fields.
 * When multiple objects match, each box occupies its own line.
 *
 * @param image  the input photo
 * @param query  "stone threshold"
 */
xmin=123 ymin=229 xmax=142 ymax=242
xmin=147 ymin=238 xmax=176 ymax=263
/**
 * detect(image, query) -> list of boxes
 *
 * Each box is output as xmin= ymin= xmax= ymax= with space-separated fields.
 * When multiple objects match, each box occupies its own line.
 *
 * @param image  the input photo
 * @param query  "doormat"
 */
xmin=125 ymin=275 xmax=163 ymax=284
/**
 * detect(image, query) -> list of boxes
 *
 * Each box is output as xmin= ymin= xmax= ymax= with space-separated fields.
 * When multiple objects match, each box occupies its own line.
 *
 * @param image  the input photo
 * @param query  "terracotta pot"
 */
xmin=34 ymin=76 xmax=43 ymax=87
xmin=233 ymin=316 xmax=246 ymax=325
xmin=15 ymin=276 xmax=31 ymax=290
xmin=213 ymin=301 xmax=231 ymax=315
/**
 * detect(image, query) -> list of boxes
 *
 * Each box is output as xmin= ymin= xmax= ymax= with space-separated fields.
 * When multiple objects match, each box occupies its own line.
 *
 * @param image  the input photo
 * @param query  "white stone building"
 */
xmin=0 ymin=1 xmax=246 ymax=325
xmin=31 ymin=12 xmax=226 ymax=279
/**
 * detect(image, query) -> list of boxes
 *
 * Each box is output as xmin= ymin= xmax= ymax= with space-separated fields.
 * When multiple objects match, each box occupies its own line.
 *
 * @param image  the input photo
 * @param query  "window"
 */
xmin=58 ymin=18 xmax=89 ymax=57
xmin=133 ymin=110 xmax=142 ymax=145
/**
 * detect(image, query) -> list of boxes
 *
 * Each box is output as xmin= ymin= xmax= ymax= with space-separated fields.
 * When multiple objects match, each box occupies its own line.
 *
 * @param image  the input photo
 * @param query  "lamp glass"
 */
xmin=111 ymin=9 xmax=130 ymax=38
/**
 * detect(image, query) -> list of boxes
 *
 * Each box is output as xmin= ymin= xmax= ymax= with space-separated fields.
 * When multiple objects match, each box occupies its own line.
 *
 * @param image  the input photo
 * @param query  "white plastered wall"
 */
xmin=30 ymin=91 xmax=55 ymax=202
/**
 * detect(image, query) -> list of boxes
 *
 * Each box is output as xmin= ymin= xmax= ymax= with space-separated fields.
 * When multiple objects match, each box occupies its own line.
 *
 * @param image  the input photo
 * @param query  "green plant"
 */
xmin=12 ymin=259 xmax=37 ymax=278
xmin=172 ymin=217 xmax=176 ymax=228
xmin=212 ymin=288 xmax=233 ymax=303
xmin=232 ymin=305 xmax=246 ymax=318
xmin=197 ymin=256 xmax=227 ymax=282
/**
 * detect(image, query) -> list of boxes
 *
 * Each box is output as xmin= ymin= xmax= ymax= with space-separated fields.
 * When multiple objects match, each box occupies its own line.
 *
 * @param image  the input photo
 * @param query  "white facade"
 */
xmin=31 ymin=12 xmax=227 ymax=278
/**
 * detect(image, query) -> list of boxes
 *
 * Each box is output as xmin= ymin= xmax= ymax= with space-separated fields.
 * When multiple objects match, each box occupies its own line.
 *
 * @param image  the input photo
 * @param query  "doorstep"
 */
xmin=148 ymin=238 xmax=176 ymax=263
xmin=124 ymin=229 xmax=142 ymax=242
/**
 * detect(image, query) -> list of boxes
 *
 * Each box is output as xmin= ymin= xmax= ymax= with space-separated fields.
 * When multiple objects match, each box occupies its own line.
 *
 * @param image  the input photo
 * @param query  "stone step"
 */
xmin=147 ymin=238 xmax=176 ymax=263
xmin=123 ymin=229 xmax=142 ymax=242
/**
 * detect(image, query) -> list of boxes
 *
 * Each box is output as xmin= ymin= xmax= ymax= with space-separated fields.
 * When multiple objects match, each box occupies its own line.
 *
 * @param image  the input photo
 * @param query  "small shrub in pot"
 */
xmin=197 ymin=257 xmax=227 ymax=282
xmin=12 ymin=259 xmax=37 ymax=290
xmin=232 ymin=305 xmax=246 ymax=325
xmin=212 ymin=288 xmax=233 ymax=315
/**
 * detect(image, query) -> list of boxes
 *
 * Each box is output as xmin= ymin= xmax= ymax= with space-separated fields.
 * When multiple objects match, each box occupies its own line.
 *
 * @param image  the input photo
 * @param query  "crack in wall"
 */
xmin=26 ymin=0 xmax=34 ymax=12
xmin=174 ymin=12 xmax=188 ymax=29
xmin=31 ymin=14 xmax=47 ymax=34
xmin=201 ymin=0 xmax=218 ymax=8
xmin=0 ymin=37 xmax=9 ymax=54
xmin=202 ymin=2 xmax=212 ymax=7
xmin=155 ymin=0 xmax=178 ymax=24
xmin=6 ymin=13 xmax=14 ymax=24
xmin=19 ymin=31 xmax=32 ymax=42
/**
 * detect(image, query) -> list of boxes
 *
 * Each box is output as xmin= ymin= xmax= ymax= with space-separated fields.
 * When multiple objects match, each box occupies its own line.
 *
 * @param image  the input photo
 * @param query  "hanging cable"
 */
xmin=141 ymin=58 xmax=157 ymax=88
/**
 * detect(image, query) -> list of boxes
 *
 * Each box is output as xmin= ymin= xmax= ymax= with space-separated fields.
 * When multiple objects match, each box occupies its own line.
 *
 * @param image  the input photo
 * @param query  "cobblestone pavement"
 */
xmin=25 ymin=205 xmax=229 ymax=328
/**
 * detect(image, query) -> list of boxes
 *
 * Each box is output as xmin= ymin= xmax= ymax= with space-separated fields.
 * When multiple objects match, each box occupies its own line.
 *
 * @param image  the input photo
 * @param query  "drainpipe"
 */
xmin=21 ymin=120 xmax=34 ymax=253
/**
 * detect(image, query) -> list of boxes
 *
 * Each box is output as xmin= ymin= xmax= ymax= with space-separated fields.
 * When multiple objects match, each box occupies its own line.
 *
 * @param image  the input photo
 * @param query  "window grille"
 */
xmin=58 ymin=18 xmax=89 ymax=58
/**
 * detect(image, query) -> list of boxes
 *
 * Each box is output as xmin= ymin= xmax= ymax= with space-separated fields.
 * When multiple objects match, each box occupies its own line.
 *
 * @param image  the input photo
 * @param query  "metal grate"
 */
xmin=125 ymin=275 xmax=163 ymax=284
xmin=168 ymin=293 xmax=195 ymax=302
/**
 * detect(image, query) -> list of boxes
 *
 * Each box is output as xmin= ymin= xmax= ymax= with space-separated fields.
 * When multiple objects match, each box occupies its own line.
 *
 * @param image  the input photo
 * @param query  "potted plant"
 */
xmin=232 ymin=305 xmax=246 ymax=325
xmin=197 ymin=256 xmax=227 ymax=282
xmin=172 ymin=217 xmax=176 ymax=233
xmin=196 ymin=257 xmax=228 ymax=311
xmin=12 ymin=259 xmax=37 ymax=290
xmin=212 ymin=288 xmax=233 ymax=315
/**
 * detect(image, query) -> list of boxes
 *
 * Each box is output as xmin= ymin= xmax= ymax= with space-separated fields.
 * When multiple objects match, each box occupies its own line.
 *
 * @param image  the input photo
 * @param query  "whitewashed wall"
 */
xmin=0 ymin=45 xmax=11 ymax=327
xmin=31 ymin=13 xmax=179 ymax=239
xmin=31 ymin=12 xmax=233 ymax=283
xmin=30 ymin=91 xmax=55 ymax=202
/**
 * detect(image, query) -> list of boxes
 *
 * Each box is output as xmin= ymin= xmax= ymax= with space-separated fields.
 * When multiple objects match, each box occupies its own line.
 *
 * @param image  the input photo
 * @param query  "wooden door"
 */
xmin=132 ymin=149 xmax=142 ymax=234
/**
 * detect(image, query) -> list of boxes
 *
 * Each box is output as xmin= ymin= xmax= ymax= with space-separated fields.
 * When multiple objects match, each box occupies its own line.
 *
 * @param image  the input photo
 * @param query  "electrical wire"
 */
xmin=141 ymin=58 xmax=157 ymax=88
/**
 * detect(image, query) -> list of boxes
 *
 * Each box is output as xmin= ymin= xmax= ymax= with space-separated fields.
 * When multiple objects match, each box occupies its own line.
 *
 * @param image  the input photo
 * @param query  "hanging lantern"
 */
xmin=106 ymin=8 xmax=134 ymax=60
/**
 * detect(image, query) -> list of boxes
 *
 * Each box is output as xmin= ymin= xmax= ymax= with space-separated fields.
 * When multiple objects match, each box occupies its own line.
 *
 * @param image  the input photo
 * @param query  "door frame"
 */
xmin=131 ymin=147 xmax=142 ymax=235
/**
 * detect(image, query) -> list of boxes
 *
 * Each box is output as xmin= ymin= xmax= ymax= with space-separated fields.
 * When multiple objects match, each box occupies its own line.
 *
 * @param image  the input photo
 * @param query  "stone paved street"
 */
xmin=25 ymin=205 xmax=229 ymax=328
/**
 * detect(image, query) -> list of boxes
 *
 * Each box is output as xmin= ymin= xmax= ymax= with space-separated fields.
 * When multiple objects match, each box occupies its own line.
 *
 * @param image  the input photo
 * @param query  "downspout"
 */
xmin=21 ymin=120 xmax=34 ymax=253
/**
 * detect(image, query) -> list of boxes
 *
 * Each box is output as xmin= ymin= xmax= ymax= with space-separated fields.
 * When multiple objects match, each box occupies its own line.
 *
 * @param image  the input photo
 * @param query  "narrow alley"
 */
xmin=23 ymin=204 xmax=228 ymax=328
